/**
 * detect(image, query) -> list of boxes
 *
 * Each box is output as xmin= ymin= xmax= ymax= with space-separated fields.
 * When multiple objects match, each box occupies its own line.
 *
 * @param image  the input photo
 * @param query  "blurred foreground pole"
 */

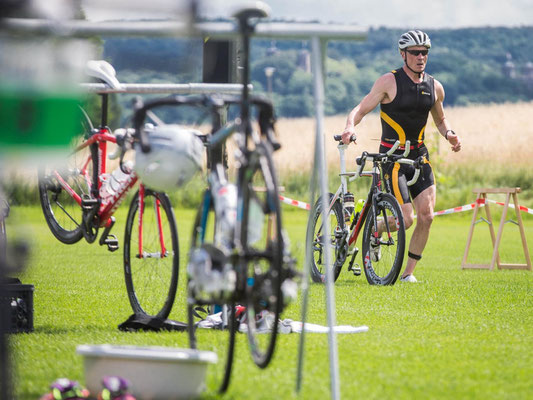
xmin=0 ymin=1 xmax=94 ymax=398
xmin=297 ymin=36 xmax=339 ymax=400
xmin=0 ymin=260 xmax=10 ymax=400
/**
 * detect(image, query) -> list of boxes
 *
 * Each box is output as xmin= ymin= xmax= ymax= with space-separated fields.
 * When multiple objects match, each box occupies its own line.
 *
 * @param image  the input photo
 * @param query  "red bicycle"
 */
xmin=38 ymin=62 xmax=178 ymax=319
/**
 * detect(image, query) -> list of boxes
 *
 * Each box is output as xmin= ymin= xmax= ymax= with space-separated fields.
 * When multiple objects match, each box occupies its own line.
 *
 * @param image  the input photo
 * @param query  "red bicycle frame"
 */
xmin=54 ymin=127 xmax=167 ymax=259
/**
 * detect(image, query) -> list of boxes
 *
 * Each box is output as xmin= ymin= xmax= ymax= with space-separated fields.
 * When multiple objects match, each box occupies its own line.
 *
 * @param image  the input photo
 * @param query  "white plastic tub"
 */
xmin=76 ymin=344 xmax=217 ymax=399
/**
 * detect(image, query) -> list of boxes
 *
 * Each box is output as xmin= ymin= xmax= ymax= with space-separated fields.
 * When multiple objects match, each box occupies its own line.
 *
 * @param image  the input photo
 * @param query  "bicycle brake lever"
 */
xmin=403 ymin=140 xmax=411 ymax=157
xmin=385 ymin=140 xmax=401 ymax=156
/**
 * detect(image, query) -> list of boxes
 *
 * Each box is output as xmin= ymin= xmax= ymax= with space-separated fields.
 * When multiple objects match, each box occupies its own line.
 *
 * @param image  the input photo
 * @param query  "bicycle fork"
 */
xmin=370 ymin=192 xmax=396 ymax=247
xmin=136 ymin=185 xmax=168 ymax=259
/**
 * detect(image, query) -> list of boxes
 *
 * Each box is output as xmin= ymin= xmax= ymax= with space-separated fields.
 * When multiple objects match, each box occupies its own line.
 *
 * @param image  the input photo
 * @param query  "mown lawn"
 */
xmin=6 ymin=204 xmax=533 ymax=399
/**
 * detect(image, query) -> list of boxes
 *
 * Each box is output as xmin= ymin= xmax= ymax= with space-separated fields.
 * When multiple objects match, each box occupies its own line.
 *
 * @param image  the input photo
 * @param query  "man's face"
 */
xmin=402 ymin=46 xmax=429 ymax=73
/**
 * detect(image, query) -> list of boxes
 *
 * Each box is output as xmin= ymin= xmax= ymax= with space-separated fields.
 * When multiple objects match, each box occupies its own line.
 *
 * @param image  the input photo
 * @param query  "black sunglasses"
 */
xmin=405 ymin=49 xmax=429 ymax=56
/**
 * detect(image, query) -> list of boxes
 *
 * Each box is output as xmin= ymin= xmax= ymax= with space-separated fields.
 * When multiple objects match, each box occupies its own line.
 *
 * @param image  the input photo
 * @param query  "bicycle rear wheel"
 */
xmin=240 ymin=141 xmax=283 ymax=369
xmin=306 ymin=193 xmax=344 ymax=283
xmin=123 ymin=188 xmax=179 ymax=319
xmin=362 ymin=192 xmax=405 ymax=285
xmin=38 ymin=128 xmax=96 ymax=244
xmin=187 ymin=191 xmax=236 ymax=394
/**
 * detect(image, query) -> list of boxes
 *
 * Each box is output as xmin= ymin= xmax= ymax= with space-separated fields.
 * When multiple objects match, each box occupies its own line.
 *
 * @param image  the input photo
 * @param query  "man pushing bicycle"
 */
xmin=342 ymin=30 xmax=461 ymax=282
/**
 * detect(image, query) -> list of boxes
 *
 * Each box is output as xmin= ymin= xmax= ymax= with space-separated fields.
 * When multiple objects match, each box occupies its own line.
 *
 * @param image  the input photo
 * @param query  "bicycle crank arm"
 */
xmin=81 ymin=195 xmax=99 ymax=243
xmin=99 ymin=217 xmax=119 ymax=251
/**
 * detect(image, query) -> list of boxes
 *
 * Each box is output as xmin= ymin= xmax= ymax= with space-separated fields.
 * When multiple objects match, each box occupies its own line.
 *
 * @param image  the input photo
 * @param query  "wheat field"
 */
xmin=273 ymin=101 xmax=533 ymax=173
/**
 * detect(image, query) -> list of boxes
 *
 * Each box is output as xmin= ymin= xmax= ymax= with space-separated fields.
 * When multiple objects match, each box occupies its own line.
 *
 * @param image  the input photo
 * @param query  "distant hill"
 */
xmin=103 ymin=26 xmax=533 ymax=118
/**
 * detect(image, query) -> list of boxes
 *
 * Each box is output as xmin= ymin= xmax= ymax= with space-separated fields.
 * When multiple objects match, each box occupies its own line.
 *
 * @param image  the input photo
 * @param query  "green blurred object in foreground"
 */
xmin=0 ymin=89 xmax=81 ymax=151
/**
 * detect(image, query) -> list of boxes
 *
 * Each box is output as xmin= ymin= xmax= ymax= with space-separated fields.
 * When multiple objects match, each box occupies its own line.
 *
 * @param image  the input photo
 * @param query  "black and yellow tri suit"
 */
xmin=379 ymin=68 xmax=436 ymax=204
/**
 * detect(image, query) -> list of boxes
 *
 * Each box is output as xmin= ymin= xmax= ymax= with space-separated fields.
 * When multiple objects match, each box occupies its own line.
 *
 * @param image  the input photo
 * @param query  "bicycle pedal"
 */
xmin=348 ymin=264 xmax=361 ymax=276
xmin=81 ymin=194 xmax=99 ymax=211
xmin=103 ymin=234 xmax=119 ymax=252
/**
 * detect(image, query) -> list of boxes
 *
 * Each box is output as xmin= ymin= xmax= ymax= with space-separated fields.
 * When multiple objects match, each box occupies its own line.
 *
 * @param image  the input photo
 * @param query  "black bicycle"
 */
xmin=132 ymin=3 xmax=297 ymax=394
xmin=306 ymin=135 xmax=424 ymax=285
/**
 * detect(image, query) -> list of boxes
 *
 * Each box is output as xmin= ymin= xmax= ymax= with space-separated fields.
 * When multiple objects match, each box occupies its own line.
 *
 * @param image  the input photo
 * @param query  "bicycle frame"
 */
xmin=328 ymin=138 xmax=419 ymax=251
xmin=51 ymin=116 xmax=168 ymax=260
xmin=326 ymin=141 xmax=375 ymax=249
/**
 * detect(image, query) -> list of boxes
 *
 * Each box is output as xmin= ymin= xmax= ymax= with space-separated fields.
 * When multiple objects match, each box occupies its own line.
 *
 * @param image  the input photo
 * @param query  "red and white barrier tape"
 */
xmin=279 ymin=195 xmax=533 ymax=216
xmin=433 ymin=199 xmax=485 ymax=216
xmin=279 ymin=195 xmax=311 ymax=211
xmin=486 ymin=199 xmax=533 ymax=215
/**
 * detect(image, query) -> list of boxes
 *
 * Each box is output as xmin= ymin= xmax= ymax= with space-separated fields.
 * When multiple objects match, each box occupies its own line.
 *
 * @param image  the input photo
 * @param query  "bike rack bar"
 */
xmin=80 ymin=83 xmax=250 ymax=95
xmin=3 ymin=18 xmax=367 ymax=40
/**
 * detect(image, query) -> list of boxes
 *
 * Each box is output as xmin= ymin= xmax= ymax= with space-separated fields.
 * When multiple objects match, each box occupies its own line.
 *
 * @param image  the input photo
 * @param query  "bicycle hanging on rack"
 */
xmin=132 ymin=3 xmax=298 ymax=394
xmin=306 ymin=135 xmax=425 ymax=285
xmin=38 ymin=62 xmax=179 ymax=319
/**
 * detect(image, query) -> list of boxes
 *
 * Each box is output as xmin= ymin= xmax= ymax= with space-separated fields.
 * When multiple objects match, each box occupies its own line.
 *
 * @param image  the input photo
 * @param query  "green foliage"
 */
xmin=102 ymin=26 xmax=533 ymax=118
xmin=80 ymin=93 xmax=122 ymax=130
xmin=103 ymin=38 xmax=203 ymax=74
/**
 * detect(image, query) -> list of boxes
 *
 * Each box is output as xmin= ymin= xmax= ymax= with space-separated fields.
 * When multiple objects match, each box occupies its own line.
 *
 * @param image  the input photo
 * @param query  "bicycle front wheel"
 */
xmin=38 ymin=133 xmax=95 ymax=244
xmin=124 ymin=188 xmax=179 ymax=318
xmin=240 ymin=141 xmax=283 ymax=369
xmin=306 ymin=193 xmax=344 ymax=283
xmin=362 ymin=192 xmax=405 ymax=285
xmin=187 ymin=190 xmax=236 ymax=394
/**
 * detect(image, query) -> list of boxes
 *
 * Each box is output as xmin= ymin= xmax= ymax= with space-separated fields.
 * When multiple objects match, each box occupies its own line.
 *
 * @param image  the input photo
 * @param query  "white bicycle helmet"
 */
xmin=134 ymin=124 xmax=204 ymax=191
xmin=398 ymin=30 xmax=431 ymax=50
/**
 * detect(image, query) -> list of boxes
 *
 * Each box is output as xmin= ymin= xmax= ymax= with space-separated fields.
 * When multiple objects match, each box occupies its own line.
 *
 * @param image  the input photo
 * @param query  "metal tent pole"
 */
xmin=79 ymin=82 xmax=250 ymax=94
xmin=297 ymin=36 xmax=340 ymax=400
xmin=2 ymin=18 xmax=367 ymax=41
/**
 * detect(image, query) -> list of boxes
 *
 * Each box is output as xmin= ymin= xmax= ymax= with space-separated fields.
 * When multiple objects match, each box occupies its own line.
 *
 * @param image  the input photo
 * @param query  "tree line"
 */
xmin=101 ymin=26 xmax=533 ymax=121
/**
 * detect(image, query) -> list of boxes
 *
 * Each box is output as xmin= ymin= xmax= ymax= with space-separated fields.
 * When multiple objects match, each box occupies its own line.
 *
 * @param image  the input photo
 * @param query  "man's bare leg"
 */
xmin=401 ymin=185 xmax=436 ymax=278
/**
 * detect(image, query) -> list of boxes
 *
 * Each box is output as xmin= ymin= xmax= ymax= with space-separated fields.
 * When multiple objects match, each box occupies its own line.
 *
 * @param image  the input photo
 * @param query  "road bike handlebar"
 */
xmin=350 ymin=139 xmax=425 ymax=187
xmin=333 ymin=134 xmax=356 ymax=143
xmin=131 ymin=94 xmax=280 ymax=153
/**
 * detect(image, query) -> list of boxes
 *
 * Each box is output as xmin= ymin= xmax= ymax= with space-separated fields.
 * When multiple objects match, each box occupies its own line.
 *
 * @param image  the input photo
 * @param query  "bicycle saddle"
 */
xmin=232 ymin=1 xmax=271 ymax=21
xmin=84 ymin=60 xmax=122 ymax=90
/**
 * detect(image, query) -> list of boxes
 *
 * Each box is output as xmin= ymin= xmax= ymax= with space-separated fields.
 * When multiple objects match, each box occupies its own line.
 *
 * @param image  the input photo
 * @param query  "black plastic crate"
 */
xmin=0 ymin=283 xmax=34 ymax=333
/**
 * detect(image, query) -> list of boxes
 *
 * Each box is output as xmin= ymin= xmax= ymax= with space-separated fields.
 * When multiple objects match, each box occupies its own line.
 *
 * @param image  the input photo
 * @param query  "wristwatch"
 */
xmin=445 ymin=130 xmax=454 ymax=140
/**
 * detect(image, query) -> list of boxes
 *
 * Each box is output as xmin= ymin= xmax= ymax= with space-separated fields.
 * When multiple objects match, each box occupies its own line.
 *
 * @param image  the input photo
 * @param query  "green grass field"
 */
xmin=6 ymin=203 xmax=533 ymax=399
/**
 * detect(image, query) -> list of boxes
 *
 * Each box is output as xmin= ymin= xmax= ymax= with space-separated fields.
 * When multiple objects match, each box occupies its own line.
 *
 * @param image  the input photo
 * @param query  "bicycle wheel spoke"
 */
xmin=242 ymin=143 xmax=284 ymax=369
xmin=38 ymin=134 xmax=90 ymax=245
xmin=187 ymin=198 xmax=235 ymax=394
xmin=362 ymin=193 xmax=405 ymax=285
xmin=53 ymin=200 xmax=81 ymax=227
xmin=307 ymin=193 xmax=344 ymax=283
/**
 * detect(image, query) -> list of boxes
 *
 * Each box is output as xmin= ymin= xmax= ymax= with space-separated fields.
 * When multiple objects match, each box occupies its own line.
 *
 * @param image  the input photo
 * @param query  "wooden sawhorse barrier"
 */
xmin=462 ymin=187 xmax=532 ymax=271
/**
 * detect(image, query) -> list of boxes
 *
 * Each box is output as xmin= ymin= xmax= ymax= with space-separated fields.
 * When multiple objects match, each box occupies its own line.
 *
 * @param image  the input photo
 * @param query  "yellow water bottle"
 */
xmin=351 ymin=199 xmax=365 ymax=224
xmin=355 ymin=198 xmax=365 ymax=213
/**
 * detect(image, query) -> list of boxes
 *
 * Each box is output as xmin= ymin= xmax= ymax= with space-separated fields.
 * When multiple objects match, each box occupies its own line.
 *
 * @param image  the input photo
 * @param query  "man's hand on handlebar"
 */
xmin=341 ymin=127 xmax=356 ymax=144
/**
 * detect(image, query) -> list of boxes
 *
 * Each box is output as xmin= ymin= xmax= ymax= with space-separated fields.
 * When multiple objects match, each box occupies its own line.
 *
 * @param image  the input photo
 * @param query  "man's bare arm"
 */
xmin=431 ymin=80 xmax=461 ymax=152
xmin=342 ymin=73 xmax=395 ymax=144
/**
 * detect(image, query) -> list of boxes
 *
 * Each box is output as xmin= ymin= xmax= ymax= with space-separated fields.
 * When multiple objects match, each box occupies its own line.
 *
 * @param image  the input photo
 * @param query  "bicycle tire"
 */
xmin=240 ymin=141 xmax=283 ymax=369
xmin=187 ymin=191 xmax=236 ymax=394
xmin=306 ymin=193 xmax=345 ymax=283
xmin=38 ymin=112 xmax=95 ymax=244
xmin=123 ymin=188 xmax=179 ymax=319
xmin=362 ymin=192 xmax=405 ymax=285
